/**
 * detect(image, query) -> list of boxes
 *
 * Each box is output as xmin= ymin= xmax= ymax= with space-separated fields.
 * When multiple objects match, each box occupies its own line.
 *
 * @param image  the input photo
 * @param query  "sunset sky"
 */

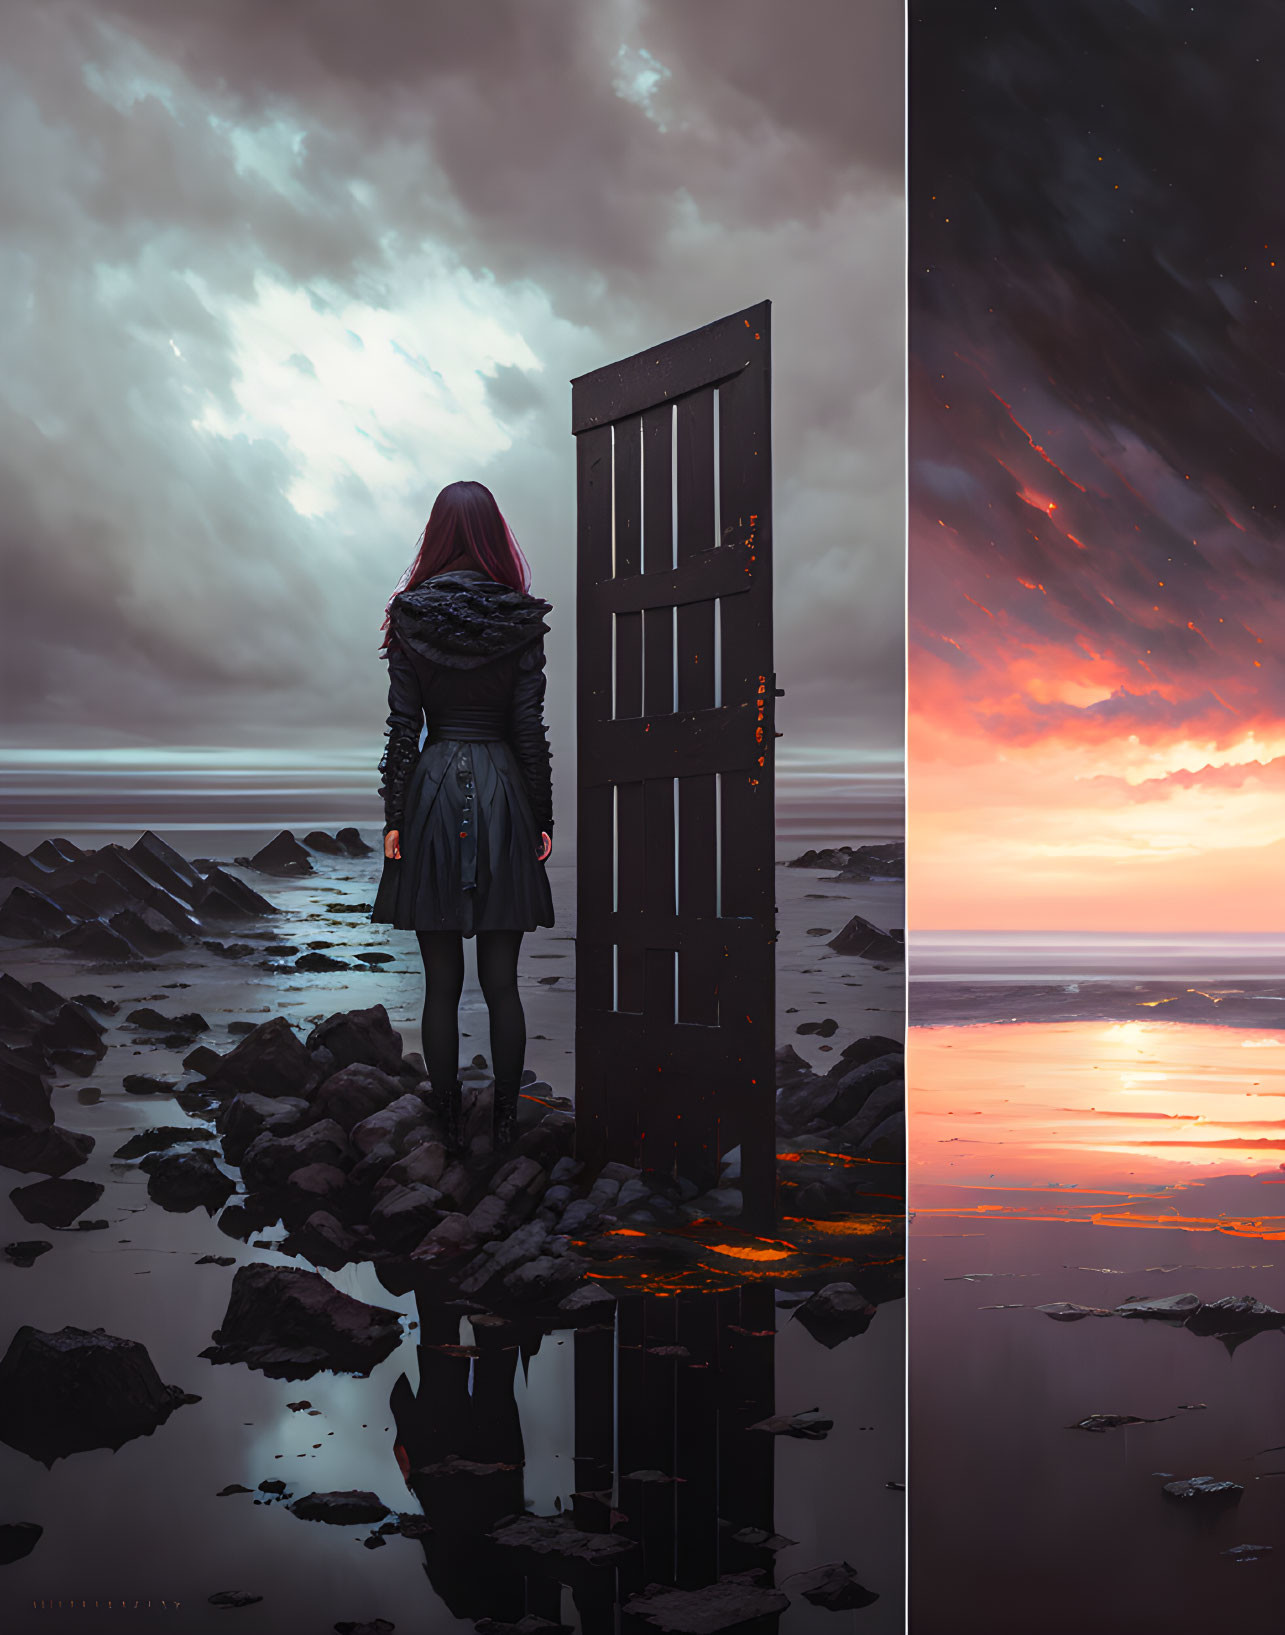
xmin=909 ymin=1 xmax=1285 ymax=932
xmin=0 ymin=0 xmax=903 ymax=850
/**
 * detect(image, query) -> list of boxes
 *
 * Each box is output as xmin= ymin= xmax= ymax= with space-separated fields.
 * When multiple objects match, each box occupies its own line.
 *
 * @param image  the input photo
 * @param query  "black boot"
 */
xmin=435 ymin=1077 xmax=463 ymax=1157
xmin=491 ymin=1078 xmax=520 ymax=1151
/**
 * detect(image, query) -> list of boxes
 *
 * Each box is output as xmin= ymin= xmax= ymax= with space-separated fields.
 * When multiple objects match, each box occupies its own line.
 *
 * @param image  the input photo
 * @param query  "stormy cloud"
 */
xmin=0 ymin=0 xmax=904 ymax=823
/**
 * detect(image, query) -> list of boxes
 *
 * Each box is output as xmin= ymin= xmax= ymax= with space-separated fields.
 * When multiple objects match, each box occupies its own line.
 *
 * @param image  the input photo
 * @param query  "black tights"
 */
xmin=415 ymin=929 xmax=526 ymax=1094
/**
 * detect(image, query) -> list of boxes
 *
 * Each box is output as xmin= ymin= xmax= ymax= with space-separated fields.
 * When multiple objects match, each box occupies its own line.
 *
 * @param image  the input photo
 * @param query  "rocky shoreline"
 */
xmin=2 ymin=828 xmax=905 ymax=1321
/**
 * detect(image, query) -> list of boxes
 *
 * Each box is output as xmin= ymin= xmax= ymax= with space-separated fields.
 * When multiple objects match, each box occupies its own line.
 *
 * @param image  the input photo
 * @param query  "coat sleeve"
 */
xmin=377 ymin=638 xmax=423 ymax=835
xmin=508 ymin=636 xmax=554 ymax=835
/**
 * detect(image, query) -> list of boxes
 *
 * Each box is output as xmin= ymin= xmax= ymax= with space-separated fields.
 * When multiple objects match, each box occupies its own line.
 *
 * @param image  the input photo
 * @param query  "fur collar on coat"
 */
xmin=388 ymin=568 xmax=552 ymax=670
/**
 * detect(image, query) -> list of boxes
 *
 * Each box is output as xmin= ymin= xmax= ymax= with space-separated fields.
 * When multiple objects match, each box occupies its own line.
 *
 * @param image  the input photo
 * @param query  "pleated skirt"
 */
xmin=370 ymin=737 xmax=555 ymax=935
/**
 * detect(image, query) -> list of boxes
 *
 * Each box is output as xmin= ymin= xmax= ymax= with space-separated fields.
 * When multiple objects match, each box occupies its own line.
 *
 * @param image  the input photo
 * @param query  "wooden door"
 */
xmin=572 ymin=300 xmax=777 ymax=1222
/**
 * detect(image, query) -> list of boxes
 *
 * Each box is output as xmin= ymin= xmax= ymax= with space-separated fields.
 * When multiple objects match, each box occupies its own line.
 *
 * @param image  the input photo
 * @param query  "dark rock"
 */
xmin=1163 ymin=1476 xmax=1243 ymax=1501
xmin=335 ymin=827 xmax=373 ymax=856
xmin=383 ymin=1140 xmax=448 ymax=1191
xmin=0 ymin=839 xmax=45 ymax=886
xmin=208 ymin=1590 xmax=263 ymax=1608
xmin=197 ymin=1255 xmax=236 ymax=1267
xmin=248 ymin=831 xmax=314 ymax=876
xmin=1035 ymin=1302 xmax=1111 ymax=1321
xmin=557 ymin=1282 xmax=617 ymax=1315
xmin=1221 ymin=1544 xmax=1273 ymax=1561
xmin=125 ymin=1007 xmax=208 ymax=1034
xmin=410 ymin=1212 xmax=480 ymax=1266
xmin=9 ymin=1176 xmax=104 ymax=1227
xmin=28 ymin=838 xmax=84 ymax=870
xmin=1186 ymin=1295 xmax=1284 ymax=1336
xmin=622 ymin=1577 xmax=789 ymax=1631
xmin=283 ymin=1210 xmax=363 ymax=1270
xmin=307 ymin=1063 xmax=404 ymax=1132
xmin=217 ymin=1093 xmax=310 ymax=1163
xmin=115 ymin=1125 xmax=211 ymax=1158
xmin=823 ymin=1035 xmax=902 ymax=1079
xmin=302 ymin=830 xmax=347 ymax=854
xmin=826 ymin=914 xmax=904 ymax=960
xmin=350 ymin=1092 xmax=433 ymax=1157
xmin=122 ymin=1074 xmax=178 ymax=1096
xmin=0 ymin=1324 xmax=195 ymax=1464
xmin=69 ymin=992 xmax=118 ymax=1014
xmin=501 ymin=1254 xmax=589 ymax=1300
xmin=369 ymin=1184 xmax=443 ymax=1250
xmin=1069 ymin=1414 xmax=1162 ymax=1433
xmin=242 ymin=1120 xmax=354 ymax=1189
xmin=334 ymin=1622 xmax=395 ymax=1635
xmin=0 ymin=1110 xmax=94 ymax=1176
xmin=128 ymin=830 xmax=205 ymax=899
xmin=1114 ymin=1294 xmax=1201 ymax=1320
xmin=0 ymin=1047 xmax=53 ymax=1126
xmin=183 ymin=1044 xmax=225 ymax=1078
xmin=489 ymin=1514 xmax=636 ymax=1563
xmin=788 ymin=1561 xmax=878 ymax=1610
xmin=306 ymin=1005 xmax=404 ymax=1076
xmin=194 ymin=864 xmax=277 ymax=920
xmin=54 ymin=872 xmax=136 ymax=920
xmin=288 ymin=1490 xmax=390 ymax=1525
xmin=217 ymin=1198 xmax=280 ymax=1241
xmin=0 ymin=886 xmax=77 ymax=941
xmin=200 ymin=1261 xmax=403 ymax=1378
xmin=795 ymin=1018 xmax=838 ymax=1037
xmin=747 ymin=1409 xmax=833 ymax=1439
xmin=144 ymin=1149 xmax=235 ymax=1212
xmin=5 ymin=1240 xmax=53 ymax=1266
xmin=295 ymin=952 xmax=349 ymax=971
xmin=284 ymin=1162 xmax=350 ymax=1203
xmin=56 ymin=919 xmax=142 ymax=961
xmin=109 ymin=907 xmax=186 ymax=955
xmin=856 ymin=1108 xmax=905 ymax=1159
xmin=197 ymin=1017 xmax=322 ymax=1099
xmin=793 ymin=1282 xmax=878 ymax=1347
xmin=0 ymin=1521 xmax=43 ymax=1563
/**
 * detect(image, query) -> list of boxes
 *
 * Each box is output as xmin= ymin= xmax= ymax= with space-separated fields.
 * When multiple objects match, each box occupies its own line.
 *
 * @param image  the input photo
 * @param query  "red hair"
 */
xmin=379 ymin=481 xmax=533 ymax=652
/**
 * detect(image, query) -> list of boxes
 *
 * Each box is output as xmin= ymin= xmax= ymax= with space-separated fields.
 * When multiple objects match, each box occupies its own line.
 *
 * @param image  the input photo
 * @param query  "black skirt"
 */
xmin=370 ymin=735 xmax=555 ymax=935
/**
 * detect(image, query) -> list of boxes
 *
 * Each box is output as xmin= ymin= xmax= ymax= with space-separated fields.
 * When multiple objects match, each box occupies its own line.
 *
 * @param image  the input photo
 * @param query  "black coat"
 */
xmin=369 ymin=566 xmax=556 ymax=934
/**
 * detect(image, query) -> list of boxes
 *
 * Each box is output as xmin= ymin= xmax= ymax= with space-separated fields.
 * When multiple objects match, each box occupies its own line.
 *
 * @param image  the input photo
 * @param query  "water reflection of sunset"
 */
xmin=910 ymin=1020 xmax=1285 ymax=1192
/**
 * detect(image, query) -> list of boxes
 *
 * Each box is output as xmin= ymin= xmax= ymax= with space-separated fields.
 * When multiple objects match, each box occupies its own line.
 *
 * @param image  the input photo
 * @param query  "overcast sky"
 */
xmin=0 ymin=0 xmax=904 ymax=815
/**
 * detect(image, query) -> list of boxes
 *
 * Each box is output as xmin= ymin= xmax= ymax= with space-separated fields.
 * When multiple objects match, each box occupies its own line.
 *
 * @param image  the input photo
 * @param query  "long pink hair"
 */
xmin=380 ymin=481 xmax=533 ymax=653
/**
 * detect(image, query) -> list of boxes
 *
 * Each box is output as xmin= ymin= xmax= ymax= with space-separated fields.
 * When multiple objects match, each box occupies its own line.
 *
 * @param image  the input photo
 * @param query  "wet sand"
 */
xmin=1 ymin=828 xmax=905 ymax=1632
xmin=908 ymin=985 xmax=1285 ymax=1634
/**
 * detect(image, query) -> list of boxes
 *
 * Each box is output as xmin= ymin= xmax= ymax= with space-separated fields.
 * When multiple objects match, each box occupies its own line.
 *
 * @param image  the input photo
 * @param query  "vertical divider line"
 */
xmin=612 ymin=942 xmax=618 ymax=1014
xmin=612 ymin=782 xmax=619 ymax=912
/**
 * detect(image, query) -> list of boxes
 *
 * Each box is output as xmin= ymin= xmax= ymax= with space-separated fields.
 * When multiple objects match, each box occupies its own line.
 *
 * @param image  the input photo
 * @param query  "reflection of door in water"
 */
xmin=388 ymin=1287 xmax=777 ymax=1631
xmin=572 ymin=301 xmax=777 ymax=1223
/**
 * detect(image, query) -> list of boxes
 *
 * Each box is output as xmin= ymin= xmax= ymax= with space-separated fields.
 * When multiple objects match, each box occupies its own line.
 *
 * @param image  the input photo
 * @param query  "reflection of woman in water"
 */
xmin=370 ymin=481 xmax=555 ymax=1155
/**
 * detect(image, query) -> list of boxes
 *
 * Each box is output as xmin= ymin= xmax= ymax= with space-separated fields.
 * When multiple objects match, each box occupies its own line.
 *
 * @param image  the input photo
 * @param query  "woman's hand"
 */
xmin=384 ymin=830 xmax=401 ymax=861
xmin=537 ymin=831 xmax=552 ymax=862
